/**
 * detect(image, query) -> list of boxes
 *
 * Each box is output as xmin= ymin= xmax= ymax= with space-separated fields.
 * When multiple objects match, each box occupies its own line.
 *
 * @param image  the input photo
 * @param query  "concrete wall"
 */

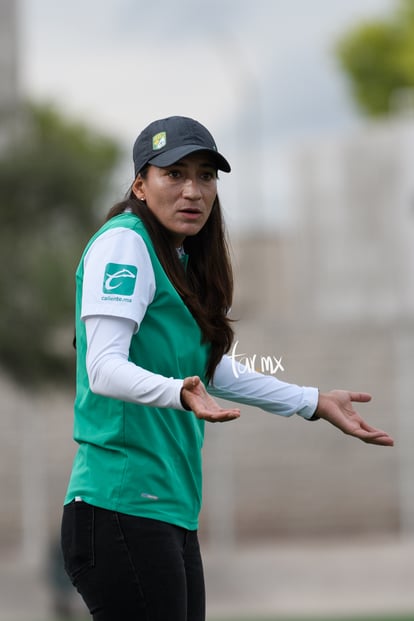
xmin=202 ymin=119 xmax=414 ymax=544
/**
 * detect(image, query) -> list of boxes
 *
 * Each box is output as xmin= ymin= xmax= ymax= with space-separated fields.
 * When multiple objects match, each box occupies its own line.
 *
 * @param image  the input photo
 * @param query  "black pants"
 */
xmin=61 ymin=500 xmax=205 ymax=621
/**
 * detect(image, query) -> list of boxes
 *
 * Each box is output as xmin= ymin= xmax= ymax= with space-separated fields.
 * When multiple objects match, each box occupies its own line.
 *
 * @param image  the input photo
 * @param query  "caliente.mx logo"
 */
xmin=102 ymin=263 xmax=138 ymax=296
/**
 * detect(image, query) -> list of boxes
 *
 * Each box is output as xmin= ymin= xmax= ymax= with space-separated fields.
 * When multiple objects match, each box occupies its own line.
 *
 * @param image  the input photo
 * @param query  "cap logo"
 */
xmin=152 ymin=131 xmax=167 ymax=151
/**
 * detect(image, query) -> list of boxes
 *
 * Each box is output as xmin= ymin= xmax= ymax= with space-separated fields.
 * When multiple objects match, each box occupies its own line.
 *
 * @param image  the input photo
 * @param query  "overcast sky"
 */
xmin=19 ymin=0 xmax=395 ymax=230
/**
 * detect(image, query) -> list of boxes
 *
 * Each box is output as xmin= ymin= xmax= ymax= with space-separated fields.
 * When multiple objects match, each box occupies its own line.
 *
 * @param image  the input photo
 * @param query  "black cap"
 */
xmin=133 ymin=116 xmax=231 ymax=176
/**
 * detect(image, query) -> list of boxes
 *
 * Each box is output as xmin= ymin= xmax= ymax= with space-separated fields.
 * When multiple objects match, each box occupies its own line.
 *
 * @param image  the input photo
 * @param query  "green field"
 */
xmin=59 ymin=612 xmax=414 ymax=621
xmin=208 ymin=612 xmax=414 ymax=621
xmin=44 ymin=614 xmax=414 ymax=621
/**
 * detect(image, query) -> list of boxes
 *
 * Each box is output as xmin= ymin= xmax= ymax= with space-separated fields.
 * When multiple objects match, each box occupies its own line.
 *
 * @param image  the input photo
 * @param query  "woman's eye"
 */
xmin=168 ymin=170 xmax=181 ymax=178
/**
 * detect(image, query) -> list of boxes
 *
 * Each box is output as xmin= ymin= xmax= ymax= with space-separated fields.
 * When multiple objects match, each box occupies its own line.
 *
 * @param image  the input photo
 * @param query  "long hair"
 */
xmin=106 ymin=183 xmax=234 ymax=381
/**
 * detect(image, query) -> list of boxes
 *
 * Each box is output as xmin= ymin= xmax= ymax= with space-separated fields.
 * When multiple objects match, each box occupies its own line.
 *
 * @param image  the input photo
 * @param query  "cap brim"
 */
xmin=148 ymin=145 xmax=231 ymax=172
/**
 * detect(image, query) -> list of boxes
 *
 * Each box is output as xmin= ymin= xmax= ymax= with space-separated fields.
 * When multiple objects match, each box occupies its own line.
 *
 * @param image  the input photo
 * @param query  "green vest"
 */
xmin=64 ymin=213 xmax=210 ymax=530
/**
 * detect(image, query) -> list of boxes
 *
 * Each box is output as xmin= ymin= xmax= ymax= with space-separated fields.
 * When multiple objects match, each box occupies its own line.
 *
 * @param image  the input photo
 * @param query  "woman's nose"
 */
xmin=182 ymin=178 xmax=202 ymax=199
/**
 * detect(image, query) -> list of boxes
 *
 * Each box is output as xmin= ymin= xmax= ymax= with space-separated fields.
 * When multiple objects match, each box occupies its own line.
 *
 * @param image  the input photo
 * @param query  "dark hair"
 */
xmin=106 ymin=178 xmax=234 ymax=381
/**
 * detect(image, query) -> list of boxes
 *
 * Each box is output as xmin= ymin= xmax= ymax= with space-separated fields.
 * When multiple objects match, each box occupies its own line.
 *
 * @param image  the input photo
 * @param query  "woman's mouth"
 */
xmin=178 ymin=208 xmax=203 ymax=219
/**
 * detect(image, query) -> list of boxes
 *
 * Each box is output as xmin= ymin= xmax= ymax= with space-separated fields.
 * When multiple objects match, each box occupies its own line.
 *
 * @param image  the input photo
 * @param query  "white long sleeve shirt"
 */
xmin=82 ymin=227 xmax=319 ymax=420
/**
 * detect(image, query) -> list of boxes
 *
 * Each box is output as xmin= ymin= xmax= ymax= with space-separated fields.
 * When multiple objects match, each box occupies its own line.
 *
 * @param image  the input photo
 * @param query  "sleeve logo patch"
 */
xmin=102 ymin=263 xmax=138 ymax=296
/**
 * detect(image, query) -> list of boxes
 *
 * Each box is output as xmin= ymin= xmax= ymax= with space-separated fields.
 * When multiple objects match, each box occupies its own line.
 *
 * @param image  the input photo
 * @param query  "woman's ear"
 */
xmin=132 ymin=176 xmax=146 ymax=201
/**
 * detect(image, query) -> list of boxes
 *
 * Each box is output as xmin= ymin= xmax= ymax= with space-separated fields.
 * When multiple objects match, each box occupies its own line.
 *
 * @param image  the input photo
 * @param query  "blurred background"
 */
xmin=1 ymin=0 xmax=414 ymax=619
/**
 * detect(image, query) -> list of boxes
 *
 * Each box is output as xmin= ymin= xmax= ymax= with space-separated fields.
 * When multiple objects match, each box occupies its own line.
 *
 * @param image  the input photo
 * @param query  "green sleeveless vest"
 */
xmin=64 ymin=213 xmax=210 ymax=529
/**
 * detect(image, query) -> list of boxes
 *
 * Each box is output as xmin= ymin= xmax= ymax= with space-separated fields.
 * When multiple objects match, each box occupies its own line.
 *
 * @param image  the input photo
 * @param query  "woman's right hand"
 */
xmin=180 ymin=376 xmax=241 ymax=423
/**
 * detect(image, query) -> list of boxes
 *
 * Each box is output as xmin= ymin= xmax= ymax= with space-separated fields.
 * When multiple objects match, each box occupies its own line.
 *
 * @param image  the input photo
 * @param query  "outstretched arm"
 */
xmin=315 ymin=390 xmax=394 ymax=446
xmin=209 ymin=358 xmax=393 ymax=445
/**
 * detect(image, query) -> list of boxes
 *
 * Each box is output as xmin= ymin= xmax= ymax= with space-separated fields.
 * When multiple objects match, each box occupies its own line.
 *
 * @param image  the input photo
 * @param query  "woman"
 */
xmin=61 ymin=115 xmax=393 ymax=621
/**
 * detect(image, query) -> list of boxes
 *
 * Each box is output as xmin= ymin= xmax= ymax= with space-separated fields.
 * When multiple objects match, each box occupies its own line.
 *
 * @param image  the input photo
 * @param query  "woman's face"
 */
xmin=132 ymin=152 xmax=218 ymax=246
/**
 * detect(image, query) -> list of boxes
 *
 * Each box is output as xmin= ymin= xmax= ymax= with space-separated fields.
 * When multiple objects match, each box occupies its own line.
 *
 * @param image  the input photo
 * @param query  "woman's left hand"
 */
xmin=181 ymin=376 xmax=241 ymax=423
xmin=315 ymin=390 xmax=394 ymax=446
